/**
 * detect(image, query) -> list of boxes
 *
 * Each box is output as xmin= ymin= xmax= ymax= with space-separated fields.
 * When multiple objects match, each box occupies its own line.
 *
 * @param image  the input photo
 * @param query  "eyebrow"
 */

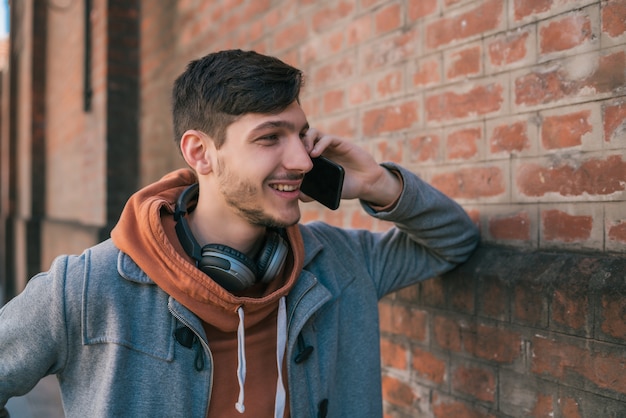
xmin=250 ymin=120 xmax=309 ymax=134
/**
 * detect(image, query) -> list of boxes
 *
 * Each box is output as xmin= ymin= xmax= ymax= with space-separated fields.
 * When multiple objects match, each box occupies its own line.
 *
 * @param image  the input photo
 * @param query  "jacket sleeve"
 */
xmin=0 ymin=256 xmax=71 ymax=414
xmin=361 ymin=162 xmax=480 ymax=296
xmin=305 ymin=162 xmax=479 ymax=298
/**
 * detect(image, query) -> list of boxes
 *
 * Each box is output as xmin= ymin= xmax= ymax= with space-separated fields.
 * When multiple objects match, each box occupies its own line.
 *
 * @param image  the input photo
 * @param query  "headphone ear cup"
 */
xmin=199 ymin=244 xmax=259 ymax=292
xmin=256 ymin=232 xmax=288 ymax=284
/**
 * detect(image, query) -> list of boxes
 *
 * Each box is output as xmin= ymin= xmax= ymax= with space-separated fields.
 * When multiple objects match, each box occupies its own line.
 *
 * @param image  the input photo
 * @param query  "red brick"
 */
xmin=346 ymin=14 xmax=373 ymax=46
xmin=413 ymin=58 xmax=441 ymax=87
xmin=490 ymin=121 xmax=529 ymax=153
xmin=488 ymin=31 xmax=530 ymax=66
xmin=467 ymin=209 xmax=481 ymax=227
xmin=480 ymin=275 xmax=508 ymax=319
xmin=395 ymin=284 xmax=420 ymax=303
xmin=376 ymin=141 xmax=403 ymax=164
xmin=532 ymin=337 xmax=626 ymax=394
xmin=321 ymin=115 xmax=356 ymax=139
xmin=603 ymin=101 xmax=626 ymax=142
xmin=516 ymin=155 xmax=626 ymax=197
xmin=452 ymin=364 xmax=496 ymax=402
xmin=412 ymin=347 xmax=446 ymax=384
xmin=431 ymin=167 xmax=505 ymax=199
xmin=608 ymin=221 xmax=626 ymax=244
xmin=446 ymin=45 xmax=481 ymax=80
xmin=322 ymin=89 xmax=344 ymax=114
xmin=560 ymin=397 xmax=582 ymax=418
xmin=514 ymin=283 xmax=547 ymax=326
xmin=426 ymin=83 xmax=504 ymax=122
xmin=542 ymin=210 xmax=593 ymax=243
xmin=321 ymin=207 xmax=344 ymax=227
xmin=450 ymin=278 xmax=475 ymax=313
xmin=311 ymin=1 xmax=355 ymax=32
xmin=381 ymin=338 xmax=408 ymax=370
xmin=602 ymin=0 xmax=626 ymax=38
xmin=362 ymin=101 xmax=420 ymax=136
xmin=541 ymin=110 xmax=592 ymax=150
xmin=273 ymin=20 xmax=309 ymax=51
xmin=408 ymin=134 xmax=440 ymax=163
xmin=350 ymin=209 xmax=376 ymax=230
xmin=532 ymin=394 xmax=554 ymax=418
xmin=382 ymin=375 xmax=418 ymax=408
xmin=242 ymin=0 xmax=271 ymax=20
xmin=540 ymin=15 xmax=592 ymax=54
xmin=426 ymin=0 xmax=503 ymax=48
xmin=434 ymin=316 xmax=462 ymax=351
xmin=362 ymin=28 xmax=421 ymax=72
xmin=463 ymin=324 xmax=522 ymax=363
xmin=408 ymin=0 xmax=438 ymax=21
xmin=421 ymin=277 xmax=446 ymax=307
xmin=513 ymin=0 xmax=551 ymax=21
xmin=432 ymin=395 xmax=495 ymax=418
xmin=601 ymin=294 xmax=626 ymax=340
xmin=446 ymin=127 xmax=481 ymax=160
xmin=375 ymin=3 xmax=402 ymax=35
xmin=348 ymin=81 xmax=372 ymax=105
xmin=551 ymin=287 xmax=589 ymax=331
xmin=489 ymin=212 xmax=531 ymax=241
xmin=301 ymin=30 xmax=344 ymax=64
xmin=379 ymin=302 xmax=428 ymax=341
xmin=377 ymin=70 xmax=403 ymax=98
xmin=312 ymin=56 xmax=356 ymax=87
xmin=516 ymin=51 xmax=626 ymax=106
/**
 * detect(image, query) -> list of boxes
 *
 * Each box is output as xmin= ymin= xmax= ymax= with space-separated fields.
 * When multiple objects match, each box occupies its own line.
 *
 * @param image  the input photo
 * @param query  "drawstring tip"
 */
xmin=235 ymin=402 xmax=245 ymax=413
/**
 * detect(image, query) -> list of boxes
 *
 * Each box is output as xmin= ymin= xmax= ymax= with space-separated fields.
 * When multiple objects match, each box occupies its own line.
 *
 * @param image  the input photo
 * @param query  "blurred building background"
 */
xmin=1 ymin=1 xmax=625 ymax=416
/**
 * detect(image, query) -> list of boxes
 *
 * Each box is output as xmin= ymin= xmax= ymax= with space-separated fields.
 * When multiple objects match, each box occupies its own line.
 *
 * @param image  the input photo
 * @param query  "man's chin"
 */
xmin=262 ymin=208 xmax=301 ymax=229
xmin=262 ymin=215 xmax=300 ymax=229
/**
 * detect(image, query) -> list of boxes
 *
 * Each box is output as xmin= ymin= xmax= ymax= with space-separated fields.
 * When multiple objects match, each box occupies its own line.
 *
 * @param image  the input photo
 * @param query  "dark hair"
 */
xmin=172 ymin=49 xmax=304 ymax=148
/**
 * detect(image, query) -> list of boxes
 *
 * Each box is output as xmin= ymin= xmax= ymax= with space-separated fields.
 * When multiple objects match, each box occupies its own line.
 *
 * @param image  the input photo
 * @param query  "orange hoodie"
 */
xmin=111 ymin=168 xmax=304 ymax=417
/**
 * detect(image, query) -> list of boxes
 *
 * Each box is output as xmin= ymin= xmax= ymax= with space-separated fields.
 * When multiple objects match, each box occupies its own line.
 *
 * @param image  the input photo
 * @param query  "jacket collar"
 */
xmin=116 ymin=224 xmax=333 ymax=335
xmin=117 ymin=251 xmax=154 ymax=284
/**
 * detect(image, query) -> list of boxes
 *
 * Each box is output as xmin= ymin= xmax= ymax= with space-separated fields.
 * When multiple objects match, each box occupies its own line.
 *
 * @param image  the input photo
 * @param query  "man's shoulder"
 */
xmin=59 ymin=239 xmax=119 ymax=279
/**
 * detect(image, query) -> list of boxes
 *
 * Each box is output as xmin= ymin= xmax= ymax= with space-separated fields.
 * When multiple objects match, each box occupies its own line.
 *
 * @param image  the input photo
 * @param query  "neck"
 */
xmin=188 ymin=206 xmax=266 ymax=258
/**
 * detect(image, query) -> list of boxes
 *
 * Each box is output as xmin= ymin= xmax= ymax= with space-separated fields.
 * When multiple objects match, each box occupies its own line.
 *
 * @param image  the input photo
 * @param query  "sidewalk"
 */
xmin=5 ymin=376 xmax=64 ymax=418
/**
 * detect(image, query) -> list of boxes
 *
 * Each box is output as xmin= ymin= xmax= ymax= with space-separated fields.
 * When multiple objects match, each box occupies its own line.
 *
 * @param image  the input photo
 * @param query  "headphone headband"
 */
xmin=174 ymin=183 xmax=203 ymax=262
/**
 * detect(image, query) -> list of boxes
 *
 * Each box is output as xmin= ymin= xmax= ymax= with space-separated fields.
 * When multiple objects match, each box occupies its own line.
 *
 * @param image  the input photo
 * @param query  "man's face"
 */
xmin=212 ymin=101 xmax=313 ymax=229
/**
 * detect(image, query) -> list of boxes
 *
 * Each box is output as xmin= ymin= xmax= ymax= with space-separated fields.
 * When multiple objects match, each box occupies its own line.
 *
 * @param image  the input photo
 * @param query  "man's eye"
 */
xmin=259 ymin=134 xmax=279 ymax=142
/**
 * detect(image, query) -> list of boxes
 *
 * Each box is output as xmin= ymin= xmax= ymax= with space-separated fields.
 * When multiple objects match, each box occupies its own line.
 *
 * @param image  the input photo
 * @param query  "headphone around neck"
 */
xmin=174 ymin=183 xmax=289 ymax=293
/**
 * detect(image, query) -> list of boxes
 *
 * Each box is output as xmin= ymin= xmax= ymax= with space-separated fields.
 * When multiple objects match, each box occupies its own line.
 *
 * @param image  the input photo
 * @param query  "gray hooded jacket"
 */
xmin=0 ymin=164 xmax=479 ymax=417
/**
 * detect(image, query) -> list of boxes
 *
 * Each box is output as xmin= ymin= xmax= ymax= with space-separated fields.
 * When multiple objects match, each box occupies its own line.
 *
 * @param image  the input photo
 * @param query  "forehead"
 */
xmin=227 ymin=101 xmax=308 ymax=135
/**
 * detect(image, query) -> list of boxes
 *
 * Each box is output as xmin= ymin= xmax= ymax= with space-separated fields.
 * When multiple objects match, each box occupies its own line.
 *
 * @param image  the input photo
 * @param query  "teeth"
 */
xmin=273 ymin=184 xmax=298 ymax=192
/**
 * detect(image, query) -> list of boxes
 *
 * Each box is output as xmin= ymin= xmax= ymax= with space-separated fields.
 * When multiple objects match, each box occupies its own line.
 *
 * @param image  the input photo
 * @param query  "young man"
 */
xmin=0 ymin=50 xmax=479 ymax=417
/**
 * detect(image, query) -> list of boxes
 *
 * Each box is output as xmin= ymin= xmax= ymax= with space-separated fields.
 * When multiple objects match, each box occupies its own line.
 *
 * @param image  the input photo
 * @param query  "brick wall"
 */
xmin=2 ymin=0 xmax=625 ymax=416
xmin=139 ymin=0 xmax=626 ymax=416
xmin=380 ymin=247 xmax=626 ymax=417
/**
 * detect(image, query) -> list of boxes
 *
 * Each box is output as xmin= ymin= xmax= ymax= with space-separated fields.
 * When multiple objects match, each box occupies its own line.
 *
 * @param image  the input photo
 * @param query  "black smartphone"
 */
xmin=301 ymin=156 xmax=345 ymax=210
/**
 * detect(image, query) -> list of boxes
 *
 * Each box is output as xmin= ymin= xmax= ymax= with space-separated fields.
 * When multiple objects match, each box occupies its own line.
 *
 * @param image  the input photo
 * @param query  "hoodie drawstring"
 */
xmin=234 ymin=297 xmax=288 ymax=417
xmin=274 ymin=297 xmax=287 ymax=418
xmin=235 ymin=306 xmax=247 ymax=413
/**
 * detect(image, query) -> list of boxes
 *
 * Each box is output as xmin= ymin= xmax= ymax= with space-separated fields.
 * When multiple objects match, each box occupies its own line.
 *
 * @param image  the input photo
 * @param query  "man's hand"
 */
xmin=302 ymin=129 xmax=402 ymax=208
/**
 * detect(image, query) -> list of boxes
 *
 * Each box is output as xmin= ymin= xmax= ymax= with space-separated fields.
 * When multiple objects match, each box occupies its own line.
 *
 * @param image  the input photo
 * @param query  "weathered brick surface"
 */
xmin=381 ymin=246 xmax=626 ymax=416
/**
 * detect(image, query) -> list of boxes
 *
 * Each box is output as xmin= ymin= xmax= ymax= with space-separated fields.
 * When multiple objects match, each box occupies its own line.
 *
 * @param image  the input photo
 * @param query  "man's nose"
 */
xmin=285 ymin=136 xmax=314 ymax=173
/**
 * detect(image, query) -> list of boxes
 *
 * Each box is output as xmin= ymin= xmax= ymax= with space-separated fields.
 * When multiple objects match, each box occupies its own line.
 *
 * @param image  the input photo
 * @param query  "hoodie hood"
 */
xmin=110 ymin=168 xmax=304 ymax=332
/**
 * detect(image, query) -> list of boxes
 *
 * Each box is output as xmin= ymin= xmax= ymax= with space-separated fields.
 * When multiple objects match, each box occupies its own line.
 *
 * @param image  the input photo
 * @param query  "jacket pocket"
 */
xmin=82 ymin=266 xmax=176 ymax=361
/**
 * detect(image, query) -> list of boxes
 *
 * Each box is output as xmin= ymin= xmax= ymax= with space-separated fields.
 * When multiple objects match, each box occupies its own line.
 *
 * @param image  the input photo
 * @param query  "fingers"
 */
xmin=302 ymin=128 xmax=319 ymax=155
xmin=304 ymin=128 xmax=337 ymax=158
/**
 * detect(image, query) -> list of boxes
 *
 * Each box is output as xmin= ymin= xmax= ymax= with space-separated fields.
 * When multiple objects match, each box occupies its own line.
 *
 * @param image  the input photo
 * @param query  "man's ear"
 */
xmin=180 ymin=130 xmax=216 ymax=175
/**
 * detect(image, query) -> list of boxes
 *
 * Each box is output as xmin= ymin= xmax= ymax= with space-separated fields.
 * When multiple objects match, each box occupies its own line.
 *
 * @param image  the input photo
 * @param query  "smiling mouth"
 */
xmin=271 ymin=184 xmax=299 ymax=192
